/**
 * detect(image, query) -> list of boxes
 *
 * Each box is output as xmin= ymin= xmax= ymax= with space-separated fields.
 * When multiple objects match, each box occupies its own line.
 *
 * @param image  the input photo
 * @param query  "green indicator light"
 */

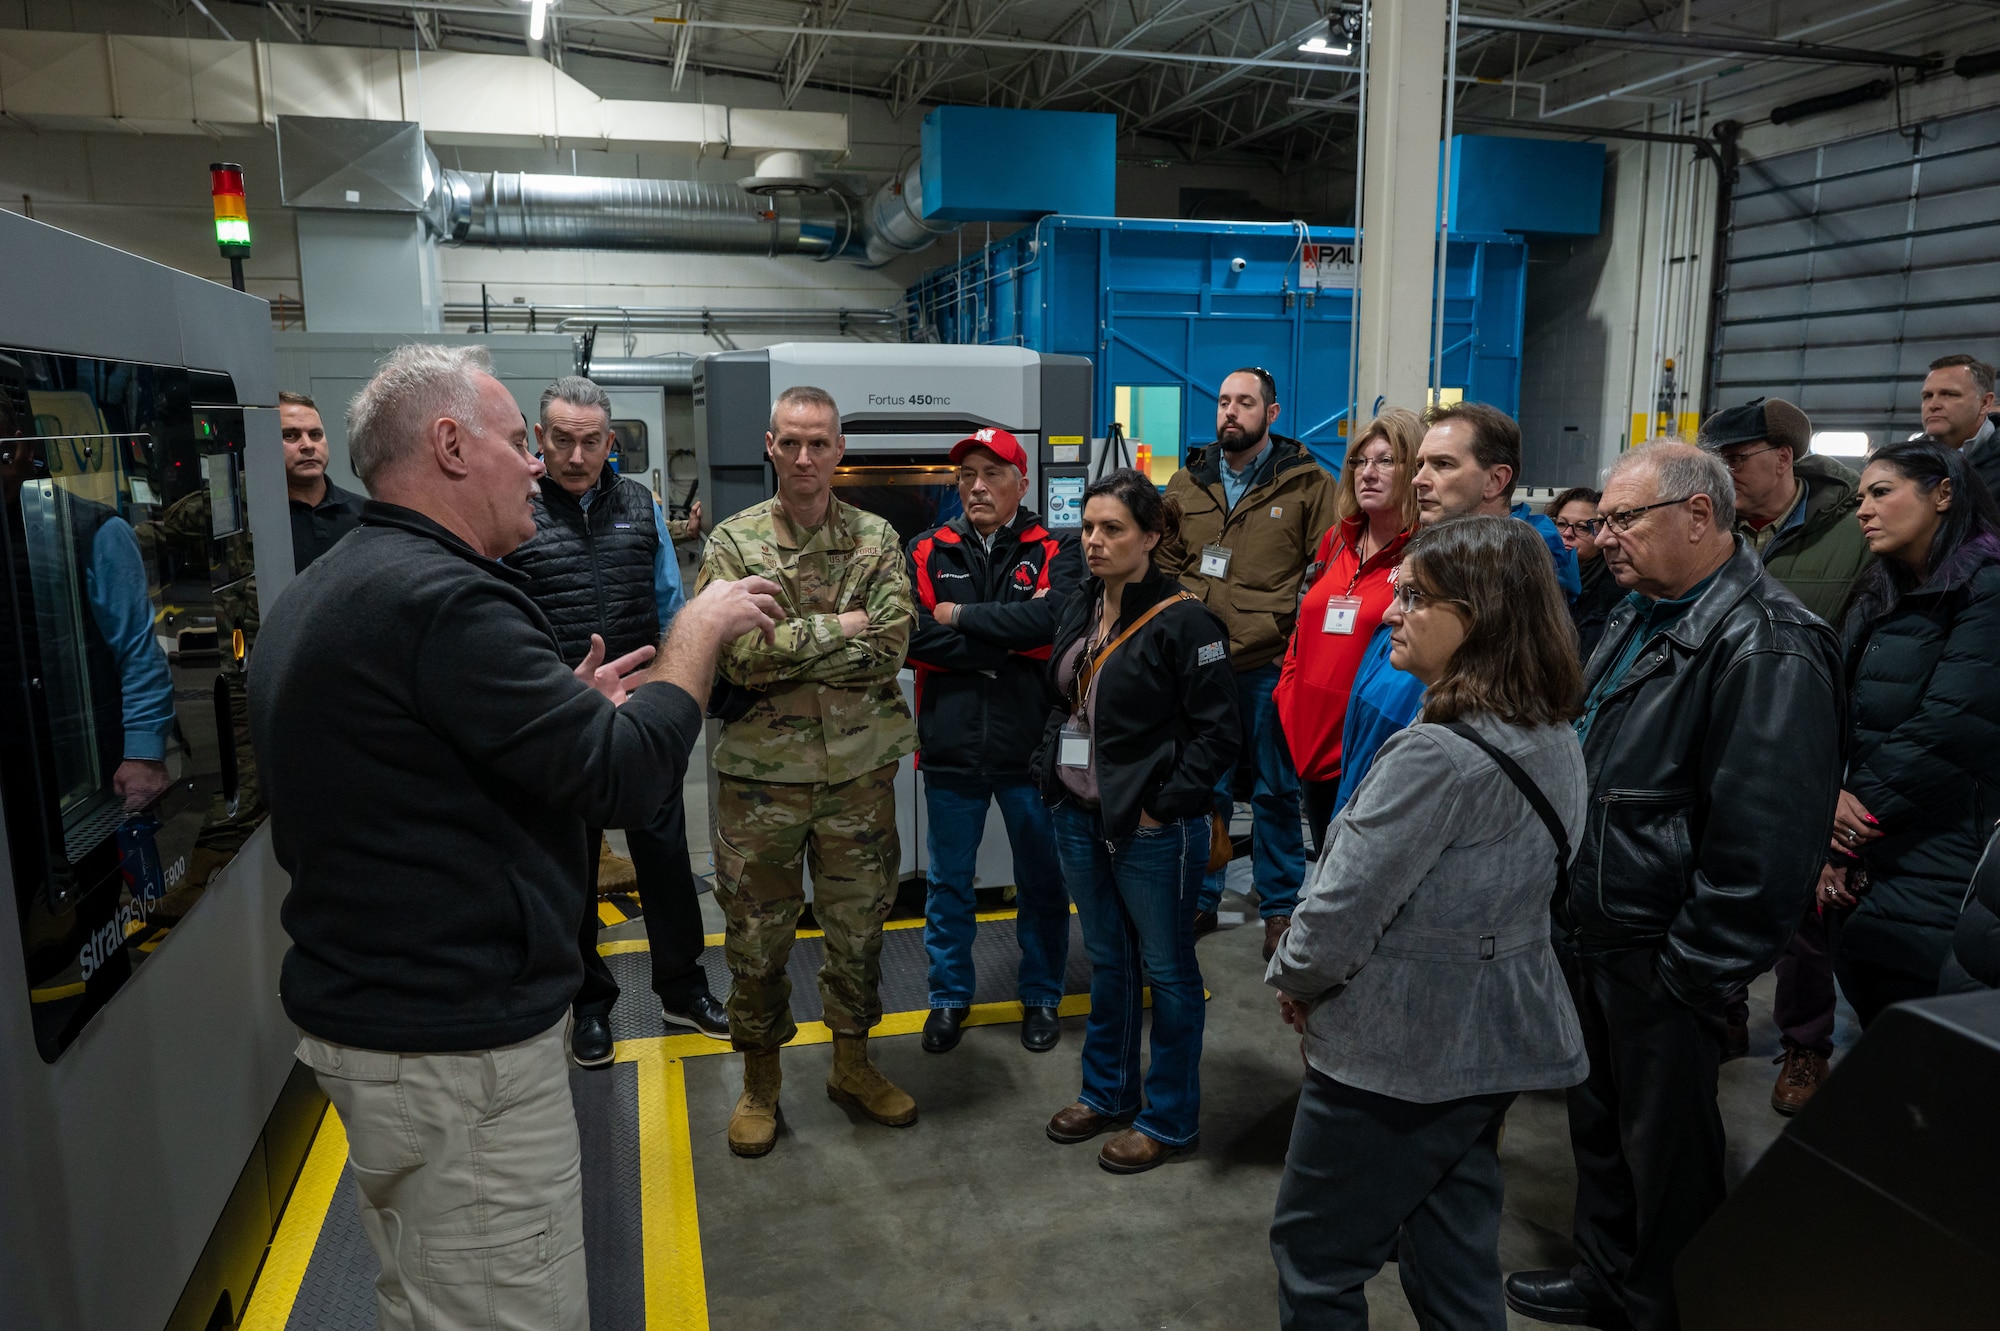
xmin=215 ymin=219 xmax=251 ymax=246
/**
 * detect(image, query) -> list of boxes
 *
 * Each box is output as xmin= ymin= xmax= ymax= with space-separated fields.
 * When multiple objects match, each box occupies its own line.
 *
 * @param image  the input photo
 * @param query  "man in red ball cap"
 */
xmin=906 ymin=427 xmax=1081 ymax=1056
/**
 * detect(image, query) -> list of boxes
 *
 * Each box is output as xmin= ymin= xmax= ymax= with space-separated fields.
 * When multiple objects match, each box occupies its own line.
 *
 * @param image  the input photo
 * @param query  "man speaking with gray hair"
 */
xmin=250 ymin=344 xmax=782 ymax=1331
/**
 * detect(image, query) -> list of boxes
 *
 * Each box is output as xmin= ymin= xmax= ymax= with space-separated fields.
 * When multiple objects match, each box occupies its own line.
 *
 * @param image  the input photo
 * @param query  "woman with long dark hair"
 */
xmin=1034 ymin=467 xmax=1241 ymax=1174
xmin=1821 ymin=441 xmax=2000 ymax=1024
xmin=1268 ymin=515 xmax=1589 ymax=1329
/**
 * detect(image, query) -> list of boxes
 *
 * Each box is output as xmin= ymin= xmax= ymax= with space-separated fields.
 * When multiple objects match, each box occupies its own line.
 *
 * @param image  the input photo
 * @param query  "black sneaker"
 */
xmin=1192 ymin=910 xmax=1219 ymax=939
xmin=661 ymin=992 xmax=731 ymax=1040
xmin=570 ymin=1013 xmax=615 ymax=1069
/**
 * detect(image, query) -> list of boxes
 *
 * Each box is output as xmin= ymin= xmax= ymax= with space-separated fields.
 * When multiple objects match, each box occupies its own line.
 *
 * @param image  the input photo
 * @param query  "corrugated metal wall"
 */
xmin=1709 ymin=105 xmax=2000 ymax=443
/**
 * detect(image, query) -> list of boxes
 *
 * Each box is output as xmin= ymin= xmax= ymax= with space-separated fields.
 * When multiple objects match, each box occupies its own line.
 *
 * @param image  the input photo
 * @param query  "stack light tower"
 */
xmin=209 ymin=162 xmax=251 ymax=292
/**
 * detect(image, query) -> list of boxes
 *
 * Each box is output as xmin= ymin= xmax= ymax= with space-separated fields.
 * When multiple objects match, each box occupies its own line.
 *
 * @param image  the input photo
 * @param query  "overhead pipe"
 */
xmin=1698 ymin=121 xmax=1744 ymax=421
xmin=427 ymin=158 xmax=947 ymax=267
xmin=863 ymin=155 xmax=958 ymax=267
xmin=1453 ymin=14 xmax=1936 ymax=71
xmin=578 ymin=357 xmax=698 ymax=391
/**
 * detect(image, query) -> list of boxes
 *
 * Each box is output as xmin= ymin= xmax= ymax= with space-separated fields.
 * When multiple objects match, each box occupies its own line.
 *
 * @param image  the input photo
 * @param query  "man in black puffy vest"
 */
xmin=505 ymin=376 xmax=725 ymax=1062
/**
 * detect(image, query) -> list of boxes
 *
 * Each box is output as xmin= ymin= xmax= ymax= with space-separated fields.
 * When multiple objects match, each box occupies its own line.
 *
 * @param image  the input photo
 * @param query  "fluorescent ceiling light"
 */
xmin=1812 ymin=430 xmax=1871 ymax=457
xmin=1297 ymin=19 xmax=1352 ymax=56
xmin=528 ymin=0 xmax=547 ymax=41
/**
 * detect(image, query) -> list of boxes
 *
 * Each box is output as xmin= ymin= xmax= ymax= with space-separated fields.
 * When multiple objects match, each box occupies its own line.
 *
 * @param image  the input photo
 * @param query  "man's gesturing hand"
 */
xmin=574 ymin=633 xmax=657 ymax=706
xmin=687 ymin=576 xmax=786 ymax=644
xmin=647 ymin=576 xmax=787 ymax=709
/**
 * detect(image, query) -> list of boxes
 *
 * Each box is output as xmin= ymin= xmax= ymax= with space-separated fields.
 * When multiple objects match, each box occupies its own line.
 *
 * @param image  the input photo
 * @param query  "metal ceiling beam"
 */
xmin=895 ymin=0 xmax=1020 ymax=115
xmin=1124 ymin=9 xmax=1336 ymax=133
xmin=1456 ymin=12 xmax=1936 ymax=71
xmin=1528 ymin=0 xmax=1923 ymax=117
xmin=782 ymin=0 xmax=857 ymax=106
xmin=331 ymin=0 xmax=1365 ymax=75
xmin=1030 ymin=0 xmax=1215 ymax=106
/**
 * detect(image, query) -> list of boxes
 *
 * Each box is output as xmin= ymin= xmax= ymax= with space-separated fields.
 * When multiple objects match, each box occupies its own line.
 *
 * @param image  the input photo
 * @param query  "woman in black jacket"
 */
xmin=1035 ymin=467 xmax=1241 ymax=1174
xmin=1546 ymin=486 xmax=1621 ymax=663
xmin=1942 ymin=827 xmax=2000 ymax=993
xmin=1820 ymin=441 xmax=2000 ymax=1024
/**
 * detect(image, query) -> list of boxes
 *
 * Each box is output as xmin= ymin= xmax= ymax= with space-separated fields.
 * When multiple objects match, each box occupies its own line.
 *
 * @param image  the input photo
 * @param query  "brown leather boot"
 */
xmin=728 ymin=1050 xmax=782 ymax=1157
xmin=1099 ymin=1127 xmax=1184 ymax=1174
xmin=1770 ymin=1045 xmax=1829 ymax=1116
xmin=1047 ymin=1101 xmax=1124 ymax=1144
xmin=1262 ymin=915 xmax=1292 ymax=962
xmin=826 ymin=1033 xmax=918 ymax=1126
xmin=597 ymin=834 xmax=637 ymax=896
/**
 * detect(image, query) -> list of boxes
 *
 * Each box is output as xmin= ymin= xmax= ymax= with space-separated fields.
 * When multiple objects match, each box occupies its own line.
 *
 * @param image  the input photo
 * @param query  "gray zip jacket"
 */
xmin=1266 ymin=712 xmax=1590 ymax=1103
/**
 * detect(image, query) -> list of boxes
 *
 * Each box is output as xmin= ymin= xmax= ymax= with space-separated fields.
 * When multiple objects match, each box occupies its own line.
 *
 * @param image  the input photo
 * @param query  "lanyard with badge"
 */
xmin=1319 ymin=536 xmax=1370 ymax=636
xmin=1059 ymin=592 xmax=1197 ymax=768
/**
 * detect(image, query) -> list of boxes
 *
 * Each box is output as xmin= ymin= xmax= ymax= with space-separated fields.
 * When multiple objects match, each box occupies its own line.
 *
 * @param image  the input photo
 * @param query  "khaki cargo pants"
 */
xmin=712 ymin=763 xmax=901 ymax=1053
xmin=296 ymin=1018 xmax=587 ymax=1331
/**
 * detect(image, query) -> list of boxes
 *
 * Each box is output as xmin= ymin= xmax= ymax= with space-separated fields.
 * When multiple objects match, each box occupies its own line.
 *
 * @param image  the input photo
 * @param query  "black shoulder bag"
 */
xmin=1441 ymin=721 xmax=1576 ymax=934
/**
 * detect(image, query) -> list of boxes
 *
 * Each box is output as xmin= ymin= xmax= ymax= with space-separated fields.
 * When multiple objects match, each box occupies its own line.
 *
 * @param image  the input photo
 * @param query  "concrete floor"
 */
xmin=601 ymin=740 xmax=1856 ymax=1328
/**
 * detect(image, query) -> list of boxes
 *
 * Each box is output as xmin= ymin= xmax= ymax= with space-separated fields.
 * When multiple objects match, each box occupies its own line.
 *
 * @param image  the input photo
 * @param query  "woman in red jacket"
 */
xmin=1274 ymin=407 xmax=1424 ymax=852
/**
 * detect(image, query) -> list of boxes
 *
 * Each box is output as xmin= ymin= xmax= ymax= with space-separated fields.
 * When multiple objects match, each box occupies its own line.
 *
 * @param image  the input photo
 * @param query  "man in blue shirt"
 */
xmin=505 ymin=377 xmax=717 ymax=1066
xmin=1412 ymin=401 xmax=1581 ymax=599
xmin=1 ymin=438 xmax=174 ymax=811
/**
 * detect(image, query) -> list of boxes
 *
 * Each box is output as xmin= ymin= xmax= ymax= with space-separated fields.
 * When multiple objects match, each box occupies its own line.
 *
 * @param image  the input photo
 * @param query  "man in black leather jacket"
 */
xmin=1505 ymin=442 xmax=1842 ymax=1331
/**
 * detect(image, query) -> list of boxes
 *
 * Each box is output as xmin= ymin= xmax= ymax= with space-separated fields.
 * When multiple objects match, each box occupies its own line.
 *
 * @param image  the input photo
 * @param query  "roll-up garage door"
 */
xmin=1709 ymin=105 xmax=2000 ymax=445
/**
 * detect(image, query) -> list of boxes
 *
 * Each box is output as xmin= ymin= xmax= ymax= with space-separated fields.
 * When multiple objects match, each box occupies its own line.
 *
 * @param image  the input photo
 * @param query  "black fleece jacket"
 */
xmin=906 ymin=507 xmax=1082 ymax=779
xmin=249 ymin=502 xmax=702 ymax=1052
xmin=1033 ymin=565 xmax=1242 ymax=838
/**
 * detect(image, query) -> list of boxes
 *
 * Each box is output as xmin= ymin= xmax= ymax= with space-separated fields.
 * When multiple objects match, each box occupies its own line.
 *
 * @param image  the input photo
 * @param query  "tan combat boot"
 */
xmin=728 ymin=1050 xmax=782 ymax=1158
xmin=826 ymin=1033 xmax=918 ymax=1126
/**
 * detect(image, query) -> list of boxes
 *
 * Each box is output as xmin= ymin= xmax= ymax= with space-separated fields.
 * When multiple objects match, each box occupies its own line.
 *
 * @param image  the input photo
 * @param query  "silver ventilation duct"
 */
xmin=583 ymin=357 xmax=697 ymax=391
xmin=427 ymin=159 xmax=950 ymax=267
xmin=863 ymin=157 xmax=957 ymax=266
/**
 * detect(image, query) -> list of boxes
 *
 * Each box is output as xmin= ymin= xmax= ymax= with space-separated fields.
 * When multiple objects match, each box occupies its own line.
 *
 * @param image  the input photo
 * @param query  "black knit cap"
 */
xmin=1697 ymin=397 xmax=1812 ymax=456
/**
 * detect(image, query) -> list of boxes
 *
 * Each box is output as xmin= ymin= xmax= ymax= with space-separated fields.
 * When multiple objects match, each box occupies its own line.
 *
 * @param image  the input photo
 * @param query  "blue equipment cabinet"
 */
xmin=907 ymin=217 xmax=1528 ymax=473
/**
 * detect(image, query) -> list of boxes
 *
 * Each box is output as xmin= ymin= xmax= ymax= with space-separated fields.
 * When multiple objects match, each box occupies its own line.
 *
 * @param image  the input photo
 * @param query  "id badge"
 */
xmin=1058 ymin=723 xmax=1092 ymax=769
xmin=1199 ymin=544 xmax=1232 ymax=579
xmin=1321 ymin=596 xmax=1362 ymax=635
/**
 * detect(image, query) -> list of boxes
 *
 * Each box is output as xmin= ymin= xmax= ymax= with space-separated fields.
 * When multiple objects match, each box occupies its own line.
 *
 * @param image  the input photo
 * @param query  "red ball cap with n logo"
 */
xmin=949 ymin=427 xmax=1029 ymax=472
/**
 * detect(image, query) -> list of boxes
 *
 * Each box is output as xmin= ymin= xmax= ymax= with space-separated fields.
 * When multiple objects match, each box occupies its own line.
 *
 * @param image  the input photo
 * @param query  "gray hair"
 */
xmin=346 ymin=343 xmax=495 ymax=491
xmin=768 ymin=384 xmax=841 ymax=436
xmin=539 ymin=375 xmax=613 ymax=429
xmin=1607 ymin=439 xmax=1737 ymax=530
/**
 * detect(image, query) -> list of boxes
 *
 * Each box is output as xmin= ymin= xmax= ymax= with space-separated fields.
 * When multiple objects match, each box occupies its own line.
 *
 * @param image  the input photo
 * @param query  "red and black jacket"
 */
xmin=905 ymin=507 xmax=1082 ymax=781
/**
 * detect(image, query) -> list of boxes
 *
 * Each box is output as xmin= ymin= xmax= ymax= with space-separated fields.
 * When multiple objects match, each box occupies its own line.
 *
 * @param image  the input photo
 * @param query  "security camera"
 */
xmin=1229 ymin=257 xmax=1247 ymax=273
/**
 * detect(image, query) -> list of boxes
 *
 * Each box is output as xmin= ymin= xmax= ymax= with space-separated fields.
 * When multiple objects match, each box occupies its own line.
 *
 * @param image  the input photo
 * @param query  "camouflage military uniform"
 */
xmin=696 ymin=494 xmax=916 ymax=1052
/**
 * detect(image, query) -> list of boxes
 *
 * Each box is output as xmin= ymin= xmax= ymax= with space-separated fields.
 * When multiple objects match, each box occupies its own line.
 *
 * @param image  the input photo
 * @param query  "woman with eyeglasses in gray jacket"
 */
xmin=1267 ymin=515 xmax=1590 ymax=1331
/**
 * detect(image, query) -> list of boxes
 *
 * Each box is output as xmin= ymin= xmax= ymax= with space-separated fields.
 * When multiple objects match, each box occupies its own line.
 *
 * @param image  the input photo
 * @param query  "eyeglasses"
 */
xmin=1719 ymin=444 xmax=1782 ymax=471
xmin=1551 ymin=519 xmax=1591 ymax=537
xmin=1393 ymin=583 xmax=1446 ymax=614
xmin=1579 ymin=494 xmax=1695 ymax=538
xmin=1351 ymin=455 xmax=1399 ymax=475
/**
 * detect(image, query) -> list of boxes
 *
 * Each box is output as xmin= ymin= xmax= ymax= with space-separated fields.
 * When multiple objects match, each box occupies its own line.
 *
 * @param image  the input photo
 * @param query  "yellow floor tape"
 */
xmin=237 ymin=904 xmax=1157 ymax=1331
xmin=631 ymin=1044 xmax=708 ymax=1329
xmin=237 ymin=1107 xmax=349 ymax=1331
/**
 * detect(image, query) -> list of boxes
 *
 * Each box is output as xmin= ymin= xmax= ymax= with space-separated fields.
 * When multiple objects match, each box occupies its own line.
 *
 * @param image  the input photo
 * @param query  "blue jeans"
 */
xmin=1051 ymin=800 xmax=1208 ymax=1147
xmin=923 ymin=775 xmax=1071 ymax=1010
xmin=1199 ymin=661 xmax=1306 ymax=917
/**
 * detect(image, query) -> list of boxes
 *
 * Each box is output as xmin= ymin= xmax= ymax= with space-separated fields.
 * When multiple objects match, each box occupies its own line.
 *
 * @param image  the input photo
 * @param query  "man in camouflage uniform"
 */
xmin=695 ymin=383 xmax=919 ymax=1158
